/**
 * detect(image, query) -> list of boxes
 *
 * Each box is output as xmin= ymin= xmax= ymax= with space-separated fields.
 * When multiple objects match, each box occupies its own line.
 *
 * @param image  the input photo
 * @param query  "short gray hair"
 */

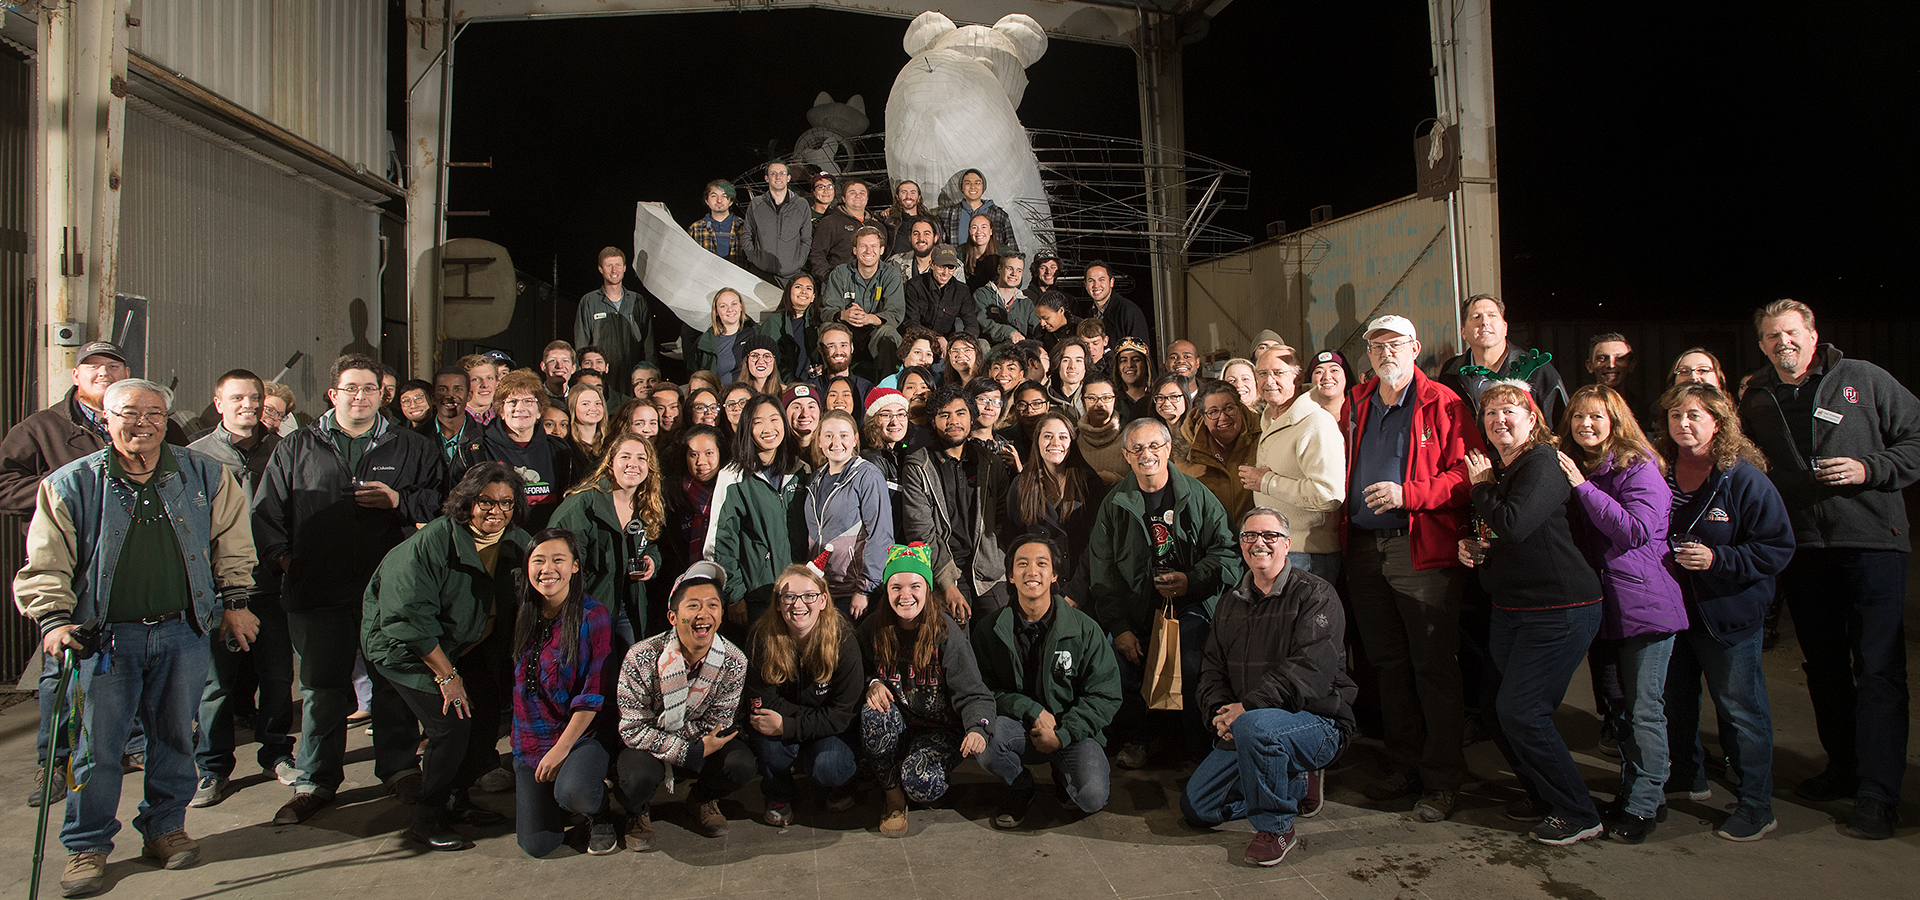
xmin=103 ymin=378 xmax=173 ymax=413
xmin=1121 ymin=417 xmax=1171 ymax=447
xmin=1240 ymin=506 xmax=1291 ymax=535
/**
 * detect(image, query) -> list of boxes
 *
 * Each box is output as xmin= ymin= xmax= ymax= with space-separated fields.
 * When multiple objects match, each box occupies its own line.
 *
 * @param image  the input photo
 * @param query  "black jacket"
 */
xmin=480 ymin=418 xmax=576 ymax=531
xmin=415 ymin=414 xmax=487 ymax=494
xmin=903 ymin=271 xmax=980 ymax=337
xmin=1091 ymin=292 xmax=1151 ymax=347
xmin=1002 ymin=466 xmax=1107 ymax=606
xmin=253 ymin=415 xmax=446 ymax=612
xmin=1200 ymin=566 xmax=1358 ymax=743
xmin=1469 ymin=444 xmax=1603 ymax=611
xmin=1739 ymin=344 xmax=1920 ymax=551
xmin=744 ymin=627 xmax=865 ymax=742
xmin=1439 ymin=346 xmax=1569 ymax=430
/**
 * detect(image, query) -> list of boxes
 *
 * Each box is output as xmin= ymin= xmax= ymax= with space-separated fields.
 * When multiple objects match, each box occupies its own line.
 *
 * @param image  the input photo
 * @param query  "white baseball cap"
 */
xmin=1363 ymin=315 xmax=1417 ymax=341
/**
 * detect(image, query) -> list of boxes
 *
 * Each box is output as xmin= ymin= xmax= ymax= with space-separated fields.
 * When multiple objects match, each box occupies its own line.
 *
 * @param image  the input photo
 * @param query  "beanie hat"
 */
xmin=781 ymin=383 xmax=818 ymax=409
xmin=881 ymin=543 xmax=934 ymax=589
xmin=739 ymin=332 xmax=778 ymax=359
xmin=864 ymin=387 xmax=908 ymax=417
xmin=1249 ymin=329 xmax=1284 ymax=357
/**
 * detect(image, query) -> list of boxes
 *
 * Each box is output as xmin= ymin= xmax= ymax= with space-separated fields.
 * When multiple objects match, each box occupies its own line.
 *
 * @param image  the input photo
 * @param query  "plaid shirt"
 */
xmin=510 ymin=597 xmax=614 ymax=766
xmin=688 ymin=213 xmax=747 ymax=265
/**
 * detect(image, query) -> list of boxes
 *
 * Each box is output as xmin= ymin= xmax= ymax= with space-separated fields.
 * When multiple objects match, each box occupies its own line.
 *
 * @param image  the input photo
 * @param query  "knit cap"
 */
xmin=881 ymin=543 xmax=934 ymax=589
xmin=864 ymin=387 xmax=908 ymax=417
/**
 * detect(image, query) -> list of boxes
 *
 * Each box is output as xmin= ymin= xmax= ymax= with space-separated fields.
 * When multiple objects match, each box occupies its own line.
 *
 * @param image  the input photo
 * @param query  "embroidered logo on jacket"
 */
xmin=1706 ymin=507 xmax=1730 ymax=522
xmin=1845 ymin=386 xmax=1859 ymax=404
xmin=1054 ymin=650 xmax=1074 ymax=676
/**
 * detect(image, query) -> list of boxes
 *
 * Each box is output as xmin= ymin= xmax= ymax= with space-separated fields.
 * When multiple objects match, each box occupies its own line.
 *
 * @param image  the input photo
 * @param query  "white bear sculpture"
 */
xmin=884 ymin=12 xmax=1054 ymax=258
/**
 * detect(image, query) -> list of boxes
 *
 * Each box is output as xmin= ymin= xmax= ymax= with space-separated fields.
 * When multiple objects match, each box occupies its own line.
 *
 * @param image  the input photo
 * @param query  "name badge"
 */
xmin=593 ymin=312 xmax=608 ymax=320
xmin=1814 ymin=407 xmax=1844 ymax=424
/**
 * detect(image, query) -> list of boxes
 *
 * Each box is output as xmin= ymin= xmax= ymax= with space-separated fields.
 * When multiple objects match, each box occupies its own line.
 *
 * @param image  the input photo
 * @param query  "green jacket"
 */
xmin=1089 ymin=468 xmax=1242 ymax=638
xmin=704 ymin=462 xmax=810 ymax=609
xmin=688 ymin=324 xmax=757 ymax=378
xmin=361 ymin=515 xmax=530 ymax=693
xmin=756 ymin=312 xmax=820 ymax=382
xmin=550 ymin=477 xmax=666 ymax=638
xmin=971 ymin=601 xmax=1122 ymax=748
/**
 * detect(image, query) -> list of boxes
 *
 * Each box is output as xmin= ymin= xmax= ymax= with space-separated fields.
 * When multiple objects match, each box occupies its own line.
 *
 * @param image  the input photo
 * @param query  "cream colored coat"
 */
xmin=1252 ymin=400 xmax=1346 ymax=554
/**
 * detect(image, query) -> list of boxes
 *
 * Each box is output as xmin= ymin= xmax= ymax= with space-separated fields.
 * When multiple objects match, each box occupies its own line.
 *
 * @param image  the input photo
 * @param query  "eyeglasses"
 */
xmin=873 ymin=411 xmax=908 ymax=422
xmin=1126 ymin=440 xmax=1169 ymax=455
xmin=111 ymin=410 xmax=168 ymax=424
xmin=1672 ymin=366 xmax=1716 ymax=378
xmin=474 ymin=498 xmax=513 ymax=511
xmin=1202 ymin=407 xmax=1239 ymax=420
xmin=1238 ymin=531 xmax=1289 ymax=544
xmin=974 ymin=397 xmax=1002 ymax=409
xmin=1082 ymin=394 xmax=1116 ymax=404
xmin=1366 ymin=338 xmax=1413 ymax=355
xmin=1018 ymin=399 xmax=1052 ymax=413
xmin=724 ymin=398 xmax=749 ymax=409
xmin=504 ymin=397 xmax=540 ymax=408
xmin=331 ymin=385 xmax=380 ymax=396
xmin=776 ymin=590 xmax=825 ymax=608
xmin=691 ymin=403 xmax=720 ymax=414
xmin=1153 ymin=394 xmax=1184 ymax=405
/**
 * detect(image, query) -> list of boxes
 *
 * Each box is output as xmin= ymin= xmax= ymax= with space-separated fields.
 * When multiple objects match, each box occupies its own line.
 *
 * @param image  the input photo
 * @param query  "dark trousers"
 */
xmin=513 ymin=740 xmax=610 ymax=857
xmin=388 ymin=651 xmax=506 ymax=823
xmin=615 ymin=740 xmax=754 ymax=815
xmin=1111 ymin=603 xmax=1212 ymax=760
xmin=1782 ymin=547 xmax=1910 ymax=804
xmin=1488 ymin=603 xmax=1602 ymax=825
xmin=196 ymin=592 xmax=296 ymax=777
xmin=1347 ymin=533 xmax=1468 ymax=790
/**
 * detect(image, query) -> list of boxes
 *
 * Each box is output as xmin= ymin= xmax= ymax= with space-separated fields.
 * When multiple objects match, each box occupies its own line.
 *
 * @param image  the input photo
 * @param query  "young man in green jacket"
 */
xmin=973 ymin=535 xmax=1123 ymax=829
xmin=1089 ymin=418 xmax=1242 ymax=767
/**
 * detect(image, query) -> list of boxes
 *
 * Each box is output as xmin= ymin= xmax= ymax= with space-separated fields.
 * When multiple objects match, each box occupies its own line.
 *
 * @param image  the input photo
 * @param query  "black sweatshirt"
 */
xmin=745 ymin=627 xmax=865 ymax=743
xmin=1470 ymin=443 xmax=1602 ymax=611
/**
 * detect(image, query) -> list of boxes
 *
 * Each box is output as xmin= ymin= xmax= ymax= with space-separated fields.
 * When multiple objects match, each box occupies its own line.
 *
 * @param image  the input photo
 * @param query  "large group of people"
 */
xmin=3 ymin=179 xmax=1916 ymax=898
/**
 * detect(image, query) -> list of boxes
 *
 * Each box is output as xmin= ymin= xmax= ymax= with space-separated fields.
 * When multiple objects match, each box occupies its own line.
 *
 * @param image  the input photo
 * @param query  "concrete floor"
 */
xmin=0 ymin=622 xmax=1914 ymax=900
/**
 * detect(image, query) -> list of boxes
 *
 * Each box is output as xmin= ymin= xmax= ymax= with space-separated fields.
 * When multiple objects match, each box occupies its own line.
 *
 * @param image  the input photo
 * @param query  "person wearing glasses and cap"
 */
xmin=1342 ymin=315 xmax=1482 ymax=824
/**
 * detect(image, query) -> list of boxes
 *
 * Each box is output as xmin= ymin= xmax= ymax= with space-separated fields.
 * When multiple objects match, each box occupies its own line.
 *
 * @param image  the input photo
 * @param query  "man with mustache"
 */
xmin=900 ymin=386 xmax=1011 ymax=626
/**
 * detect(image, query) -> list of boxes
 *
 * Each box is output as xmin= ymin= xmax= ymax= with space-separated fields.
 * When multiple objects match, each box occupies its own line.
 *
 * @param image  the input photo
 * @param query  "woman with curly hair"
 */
xmin=745 ymin=565 xmax=864 ymax=826
xmin=552 ymin=432 xmax=665 ymax=643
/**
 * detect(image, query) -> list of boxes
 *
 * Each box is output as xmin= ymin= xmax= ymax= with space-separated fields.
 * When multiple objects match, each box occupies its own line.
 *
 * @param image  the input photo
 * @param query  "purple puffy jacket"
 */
xmin=1567 ymin=454 xmax=1689 ymax=639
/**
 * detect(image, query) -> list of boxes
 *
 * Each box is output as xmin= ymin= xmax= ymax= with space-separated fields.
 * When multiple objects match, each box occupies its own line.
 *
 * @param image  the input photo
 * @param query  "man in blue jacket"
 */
xmin=1738 ymin=299 xmax=1920 ymax=840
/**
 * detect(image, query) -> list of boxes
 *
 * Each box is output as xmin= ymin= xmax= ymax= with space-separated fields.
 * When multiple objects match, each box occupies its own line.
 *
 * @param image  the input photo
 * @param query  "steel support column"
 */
xmin=1430 ymin=0 xmax=1499 ymax=307
xmin=1135 ymin=11 xmax=1186 ymax=346
xmin=404 ymin=1 xmax=452 ymax=379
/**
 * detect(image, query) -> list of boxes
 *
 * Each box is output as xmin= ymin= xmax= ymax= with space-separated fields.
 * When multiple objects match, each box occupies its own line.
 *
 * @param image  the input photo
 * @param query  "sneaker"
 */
xmin=1607 ymin=812 xmax=1657 ymax=844
xmin=1715 ymin=806 xmax=1778 ymax=842
xmin=272 ymin=758 xmax=300 ymax=786
xmin=1597 ymin=732 xmax=1620 ymax=759
xmin=273 ymin=790 xmax=332 ymax=825
xmin=1599 ymin=797 xmax=1668 ymax=823
xmin=1364 ymin=769 xmax=1418 ymax=802
xmin=1297 ymin=769 xmax=1325 ymax=818
xmin=388 ymin=771 xmax=424 ymax=805
xmin=60 ymin=851 xmax=106 ymax=897
xmin=586 ymin=815 xmax=621 ymax=855
xmin=1530 ymin=815 xmax=1604 ymax=846
xmin=763 ymin=800 xmax=795 ymax=827
xmin=1115 ymin=742 xmax=1149 ymax=770
xmin=1504 ymin=795 xmax=1552 ymax=822
xmin=1244 ymin=829 xmax=1297 ymax=867
xmin=477 ymin=766 xmax=515 ymax=793
xmin=880 ymin=788 xmax=910 ymax=838
xmin=142 ymin=829 xmax=201 ymax=869
xmin=692 ymin=799 xmax=729 ymax=837
xmin=624 ymin=812 xmax=657 ymax=852
xmin=1842 ymin=796 xmax=1897 ymax=840
xmin=1413 ymin=789 xmax=1455 ymax=823
xmin=30 ymin=765 xmax=68 ymax=808
xmin=823 ymin=787 xmax=856 ymax=813
xmin=993 ymin=772 xmax=1037 ymax=829
xmin=189 ymin=775 xmax=229 ymax=808
xmin=1666 ymin=786 xmax=1712 ymax=802
xmin=1796 ymin=768 xmax=1856 ymax=803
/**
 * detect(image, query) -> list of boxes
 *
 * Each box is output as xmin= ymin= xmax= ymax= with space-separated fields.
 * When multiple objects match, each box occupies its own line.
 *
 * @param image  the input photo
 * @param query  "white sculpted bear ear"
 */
xmin=846 ymin=95 xmax=866 ymax=115
xmin=813 ymin=91 xmax=835 ymax=107
xmin=903 ymin=11 xmax=957 ymax=57
xmin=993 ymin=14 xmax=1048 ymax=68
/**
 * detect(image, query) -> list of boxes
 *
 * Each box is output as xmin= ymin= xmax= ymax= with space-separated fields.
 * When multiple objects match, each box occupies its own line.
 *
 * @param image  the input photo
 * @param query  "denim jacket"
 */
xmin=14 ymin=444 xmax=255 ymax=637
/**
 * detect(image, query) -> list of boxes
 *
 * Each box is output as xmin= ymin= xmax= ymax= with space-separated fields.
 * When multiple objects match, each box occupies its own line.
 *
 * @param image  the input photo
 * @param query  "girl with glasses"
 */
xmin=746 ymin=565 xmax=864 ymax=826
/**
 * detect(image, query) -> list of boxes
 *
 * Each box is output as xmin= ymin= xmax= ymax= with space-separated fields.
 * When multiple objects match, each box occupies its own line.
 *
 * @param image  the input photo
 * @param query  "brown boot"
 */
xmin=624 ymin=812 xmax=656 ymax=852
xmin=879 ymin=787 xmax=909 ymax=838
xmin=692 ymin=799 xmax=729 ymax=837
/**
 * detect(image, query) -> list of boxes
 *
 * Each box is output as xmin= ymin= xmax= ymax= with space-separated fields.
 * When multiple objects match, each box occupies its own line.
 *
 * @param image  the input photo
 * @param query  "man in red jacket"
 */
xmin=1342 ymin=315 xmax=1482 ymax=822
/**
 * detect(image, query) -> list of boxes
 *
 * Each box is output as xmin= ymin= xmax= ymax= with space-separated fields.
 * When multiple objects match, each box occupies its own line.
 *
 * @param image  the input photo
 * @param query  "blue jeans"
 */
xmin=62 ymin=619 xmax=207 ymax=854
xmin=748 ymin=732 xmax=858 ymax=802
xmin=1612 ymin=633 xmax=1674 ymax=818
xmin=40 ymin=657 xmax=144 ymax=765
xmin=981 ymin=716 xmax=1112 ymax=813
xmin=513 ymin=740 xmax=610 ymax=857
xmin=1782 ymin=547 xmax=1909 ymax=804
xmin=1112 ymin=604 xmax=1212 ymax=759
xmin=1666 ymin=627 xmax=1774 ymax=815
xmin=196 ymin=592 xmax=295 ymax=778
xmin=1181 ymin=708 xmax=1341 ymax=834
xmin=1288 ymin=551 xmax=1342 ymax=586
xmin=1488 ymin=603 xmax=1602 ymax=825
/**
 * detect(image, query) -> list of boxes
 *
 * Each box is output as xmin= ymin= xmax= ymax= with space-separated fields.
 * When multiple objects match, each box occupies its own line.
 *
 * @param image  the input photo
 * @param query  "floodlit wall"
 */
xmin=130 ymin=0 xmax=387 ymax=172
xmin=118 ymin=103 xmax=379 ymax=415
xmin=1184 ymin=195 xmax=1458 ymax=371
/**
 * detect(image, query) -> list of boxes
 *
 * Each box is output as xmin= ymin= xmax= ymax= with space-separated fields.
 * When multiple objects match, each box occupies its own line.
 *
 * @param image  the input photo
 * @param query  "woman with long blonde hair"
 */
xmin=551 ymin=431 xmax=664 ymax=643
xmin=745 ymin=565 xmax=863 ymax=826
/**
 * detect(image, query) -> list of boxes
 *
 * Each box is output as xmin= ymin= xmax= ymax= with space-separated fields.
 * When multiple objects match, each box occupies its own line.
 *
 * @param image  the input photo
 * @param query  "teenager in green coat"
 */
xmin=550 ymin=431 xmax=665 ymax=643
xmin=702 ymin=393 xmax=810 ymax=639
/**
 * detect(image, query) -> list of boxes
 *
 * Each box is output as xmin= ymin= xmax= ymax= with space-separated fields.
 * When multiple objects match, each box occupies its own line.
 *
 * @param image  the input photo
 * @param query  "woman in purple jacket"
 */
xmin=1556 ymin=384 xmax=1688 ymax=843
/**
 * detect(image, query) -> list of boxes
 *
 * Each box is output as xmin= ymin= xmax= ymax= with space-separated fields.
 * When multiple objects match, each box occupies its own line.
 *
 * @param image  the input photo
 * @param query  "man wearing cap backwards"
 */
xmin=1181 ymin=507 xmax=1357 ymax=867
xmin=1438 ymin=293 xmax=1568 ymax=426
xmin=822 ymin=226 xmax=905 ymax=378
xmin=614 ymin=561 xmax=753 ymax=850
xmin=1083 ymin=261 xmax=1151 ymax=349
xmin=904 ymin=244 xmax=981 ymax=338
xmin=688 ymin=179 xmax=747 ymax=266
xmin=1342 ymin=315 xmax=1481 ymax=823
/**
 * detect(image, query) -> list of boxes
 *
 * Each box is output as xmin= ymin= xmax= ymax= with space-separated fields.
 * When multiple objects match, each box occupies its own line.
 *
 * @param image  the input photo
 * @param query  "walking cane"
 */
xmin=30 ymin=620 xmax=103 ymax=899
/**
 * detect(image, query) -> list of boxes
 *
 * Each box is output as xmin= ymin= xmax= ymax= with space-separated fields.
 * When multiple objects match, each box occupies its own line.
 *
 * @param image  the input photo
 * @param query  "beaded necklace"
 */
xmin=109 ymin=460 xmax=167 ymax=525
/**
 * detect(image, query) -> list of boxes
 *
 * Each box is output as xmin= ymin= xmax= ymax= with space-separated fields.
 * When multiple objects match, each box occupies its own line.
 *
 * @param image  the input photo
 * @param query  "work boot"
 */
xmin=880 ymin=787 xmax=910 ymax=838
xmin=60 ymin=852 xmax=106 ymax=897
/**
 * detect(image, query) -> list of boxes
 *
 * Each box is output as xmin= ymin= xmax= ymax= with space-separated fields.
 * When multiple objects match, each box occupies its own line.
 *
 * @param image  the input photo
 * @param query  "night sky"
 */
xmin=441 ymin=2 xmax=1916 ymax=326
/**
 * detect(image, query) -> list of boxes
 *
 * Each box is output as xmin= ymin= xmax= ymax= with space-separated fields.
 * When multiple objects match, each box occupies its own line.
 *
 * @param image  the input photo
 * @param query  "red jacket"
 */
xmin=1343 ymin=367 xmax=1482 ymax=571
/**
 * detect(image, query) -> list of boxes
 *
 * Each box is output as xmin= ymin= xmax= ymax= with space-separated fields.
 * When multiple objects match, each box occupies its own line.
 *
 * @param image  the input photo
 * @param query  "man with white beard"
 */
xmin=1341 ymin=316 xmax=1481 ymax=824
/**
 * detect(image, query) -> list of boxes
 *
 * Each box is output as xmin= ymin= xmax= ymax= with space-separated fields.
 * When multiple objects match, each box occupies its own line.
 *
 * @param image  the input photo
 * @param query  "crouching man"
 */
xmin=972 ymin=535 xmax=1122 ymax=828
xmin=1181 ymin=507 xmax=1356 ymax=866
xmin=615 ymin=561 xmax=754 ymax=850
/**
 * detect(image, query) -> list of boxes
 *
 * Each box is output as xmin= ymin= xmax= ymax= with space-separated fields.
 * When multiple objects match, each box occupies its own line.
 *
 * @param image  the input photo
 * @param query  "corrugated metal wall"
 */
xmin=0 ymin=47 xmax=34 ymax=681
xmin=1185 ymin=195 xmax=1457 ymax=368
xmin=119 ymin=102 xmax=379 ymax=417
xmin=130 ymin=0 xmax=386 ymax=172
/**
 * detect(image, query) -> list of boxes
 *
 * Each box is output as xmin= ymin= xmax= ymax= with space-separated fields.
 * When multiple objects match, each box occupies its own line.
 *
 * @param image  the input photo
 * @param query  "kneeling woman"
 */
xmin=363 ymin=462 xmax=530 ymax=851
xmin=747 ymin=565 xmax=865 ymax=826
xmin=858 ymin=544 xmax=996 ymax=837
xmin=510 ymin=528 xmax=620 ymax=857
xmin=1459 ymin=383 xmax=1606 ymax=847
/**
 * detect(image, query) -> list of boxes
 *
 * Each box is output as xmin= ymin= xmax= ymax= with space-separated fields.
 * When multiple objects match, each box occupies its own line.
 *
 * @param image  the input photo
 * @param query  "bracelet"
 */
xmin=433 ymin=671 xmax=458 ymax=685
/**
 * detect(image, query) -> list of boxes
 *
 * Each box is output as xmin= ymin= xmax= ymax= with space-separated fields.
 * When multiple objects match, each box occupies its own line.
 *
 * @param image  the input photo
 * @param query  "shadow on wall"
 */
xmin=1329 ymin=283 xmax=1361 ymax=358
xmin=341 ymin=298 xmax=379 ymax=360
